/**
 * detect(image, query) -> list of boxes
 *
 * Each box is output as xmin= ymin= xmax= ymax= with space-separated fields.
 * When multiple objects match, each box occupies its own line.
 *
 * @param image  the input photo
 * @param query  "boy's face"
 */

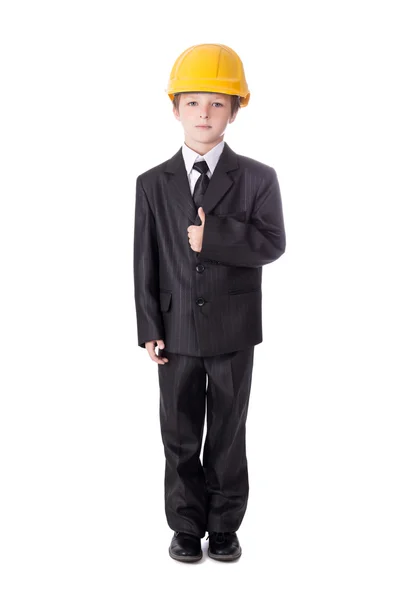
xmin=173 ymin=92 xmax=237 ymax=152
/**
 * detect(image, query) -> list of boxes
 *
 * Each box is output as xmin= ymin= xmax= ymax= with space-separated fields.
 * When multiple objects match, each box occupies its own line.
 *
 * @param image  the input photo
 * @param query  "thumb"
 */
xmin=198 ymin=206 xmax=205 ymax=223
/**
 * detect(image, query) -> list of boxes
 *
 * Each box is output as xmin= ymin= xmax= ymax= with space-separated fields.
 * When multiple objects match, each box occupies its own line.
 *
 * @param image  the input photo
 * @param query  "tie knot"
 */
xmin=192 ymin=160 xmax=209 ymax=175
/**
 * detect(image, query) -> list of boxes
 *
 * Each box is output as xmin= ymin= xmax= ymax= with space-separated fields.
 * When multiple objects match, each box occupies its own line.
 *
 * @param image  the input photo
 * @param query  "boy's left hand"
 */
xmin=187 ymin=207 xmax=205 ymax=252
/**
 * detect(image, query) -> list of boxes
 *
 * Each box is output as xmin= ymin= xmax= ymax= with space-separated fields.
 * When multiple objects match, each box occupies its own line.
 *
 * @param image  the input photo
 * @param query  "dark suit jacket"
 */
xmin=133 ymin=141 xmax=286 ymax=357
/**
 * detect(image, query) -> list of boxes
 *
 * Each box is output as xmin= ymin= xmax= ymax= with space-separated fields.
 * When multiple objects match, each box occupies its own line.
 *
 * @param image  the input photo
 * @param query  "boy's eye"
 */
xmin=187 ymin=101 xmax=223 ymax=107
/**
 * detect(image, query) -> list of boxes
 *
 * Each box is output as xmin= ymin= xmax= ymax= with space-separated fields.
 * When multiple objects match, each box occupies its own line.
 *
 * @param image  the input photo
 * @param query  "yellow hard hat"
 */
xmin=166 ymin=43 xmax=250 ymax=108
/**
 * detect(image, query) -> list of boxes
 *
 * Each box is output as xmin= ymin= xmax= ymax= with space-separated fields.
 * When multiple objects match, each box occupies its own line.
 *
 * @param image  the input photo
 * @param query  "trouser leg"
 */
xmin=158 ymin=350 xmax=207 ymax=538
xmin=203 ymin=346 xmax=255 ymax=533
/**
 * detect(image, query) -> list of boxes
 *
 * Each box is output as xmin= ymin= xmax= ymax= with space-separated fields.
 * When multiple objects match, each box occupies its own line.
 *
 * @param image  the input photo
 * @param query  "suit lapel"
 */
xmin=164 ymin=142 xmax=240 ymax=225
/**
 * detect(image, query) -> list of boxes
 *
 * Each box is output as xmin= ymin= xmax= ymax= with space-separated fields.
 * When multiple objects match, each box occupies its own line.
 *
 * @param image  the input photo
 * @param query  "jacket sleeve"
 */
xmin=198 ymin=168 xmax=286 ymax=268
xmin=133 ymin=175 xmax=164 ymax=348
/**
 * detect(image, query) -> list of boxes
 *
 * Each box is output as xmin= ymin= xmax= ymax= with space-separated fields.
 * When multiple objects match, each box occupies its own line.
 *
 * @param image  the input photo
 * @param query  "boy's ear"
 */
xmin=172 ymin=106 xmax=181 ymax=121
xmin=229 ymin=112 xmax=238 ymax=124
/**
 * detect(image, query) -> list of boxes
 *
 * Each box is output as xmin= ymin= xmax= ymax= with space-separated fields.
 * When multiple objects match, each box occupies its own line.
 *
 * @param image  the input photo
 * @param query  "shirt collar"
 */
xmin=181 ymin=140 xmax=225 ymax=176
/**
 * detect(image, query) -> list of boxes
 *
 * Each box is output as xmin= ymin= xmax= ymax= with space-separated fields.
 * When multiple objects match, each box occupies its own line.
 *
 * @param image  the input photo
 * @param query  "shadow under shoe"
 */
xmin=169 ymin=531 xmax=203 ymax=562
xmin=207 ymin=531 xmax=242 ymax=561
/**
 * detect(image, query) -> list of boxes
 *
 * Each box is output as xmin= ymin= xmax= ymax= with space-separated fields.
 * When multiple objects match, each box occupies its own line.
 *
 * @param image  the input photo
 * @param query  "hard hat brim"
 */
xmin=166 ymin=87 xmax=250 ymax=107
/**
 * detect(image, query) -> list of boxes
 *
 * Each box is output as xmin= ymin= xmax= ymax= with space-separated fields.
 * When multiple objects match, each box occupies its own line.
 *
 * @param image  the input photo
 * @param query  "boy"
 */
xmin=133 ymin=43 xmax=286 ymax=562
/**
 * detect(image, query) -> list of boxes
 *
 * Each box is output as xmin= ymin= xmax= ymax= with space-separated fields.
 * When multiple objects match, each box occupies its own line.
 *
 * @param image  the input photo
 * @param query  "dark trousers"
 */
xmin=157 ymin=346 xmax=255 ymax=538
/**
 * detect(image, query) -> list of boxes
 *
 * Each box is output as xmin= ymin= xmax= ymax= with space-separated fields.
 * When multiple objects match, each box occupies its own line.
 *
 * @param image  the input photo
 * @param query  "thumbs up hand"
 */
xmin=187 ymin=207 xmax=206 ymax=253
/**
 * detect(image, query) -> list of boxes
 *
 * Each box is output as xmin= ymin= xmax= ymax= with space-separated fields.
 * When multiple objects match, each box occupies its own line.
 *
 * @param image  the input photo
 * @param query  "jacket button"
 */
xmin=196 ymin=264 xmax=205 ymax=273
xmin=196 ymin=297 xmax=205 ymax=306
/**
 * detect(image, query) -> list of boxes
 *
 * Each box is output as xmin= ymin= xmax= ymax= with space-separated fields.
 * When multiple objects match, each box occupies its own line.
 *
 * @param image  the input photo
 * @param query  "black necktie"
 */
xmin=192 ymin=160 xmax=210 ymax=208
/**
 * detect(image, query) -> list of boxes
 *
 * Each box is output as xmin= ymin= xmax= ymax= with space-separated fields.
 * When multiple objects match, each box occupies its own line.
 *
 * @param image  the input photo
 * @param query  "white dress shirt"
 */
xmin=181 ymin=140 xmax=225 ymax=195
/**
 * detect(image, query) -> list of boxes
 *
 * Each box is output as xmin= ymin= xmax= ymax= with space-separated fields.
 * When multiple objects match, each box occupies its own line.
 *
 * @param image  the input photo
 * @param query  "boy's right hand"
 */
xmin=145 ymin=339 xmax=169 ymax=365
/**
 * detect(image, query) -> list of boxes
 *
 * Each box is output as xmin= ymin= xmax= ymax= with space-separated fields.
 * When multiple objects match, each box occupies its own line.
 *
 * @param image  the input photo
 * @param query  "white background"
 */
xmin=1 ymin=1 xmax=399 ymax=598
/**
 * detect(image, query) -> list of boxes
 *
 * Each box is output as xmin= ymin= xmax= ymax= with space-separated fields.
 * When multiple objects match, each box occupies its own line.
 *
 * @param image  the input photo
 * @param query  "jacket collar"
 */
xmin=164 ymin=141 xmax=240 ymax=224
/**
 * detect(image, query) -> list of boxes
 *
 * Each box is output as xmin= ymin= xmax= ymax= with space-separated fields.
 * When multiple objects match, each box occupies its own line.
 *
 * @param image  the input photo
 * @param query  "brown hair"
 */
xmin=172 ymin=92 xmax=241 ymax=118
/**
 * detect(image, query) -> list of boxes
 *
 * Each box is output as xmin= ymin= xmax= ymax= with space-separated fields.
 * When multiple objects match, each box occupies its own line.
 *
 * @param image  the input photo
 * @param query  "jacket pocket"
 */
xmin=160 ymin=290 xmax=172 ymax=312
xmin=214 ymin=210 xmax=247 ymax=222
xmin=228 ymin=286 xmax=261 ymax=295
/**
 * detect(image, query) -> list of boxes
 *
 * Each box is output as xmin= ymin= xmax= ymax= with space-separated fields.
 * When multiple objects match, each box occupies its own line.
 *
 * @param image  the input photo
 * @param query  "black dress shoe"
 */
xmin=169 ymin=531 xmax=202 ymax=562
xmin=207 ymin=531 xmax=242 ymax=561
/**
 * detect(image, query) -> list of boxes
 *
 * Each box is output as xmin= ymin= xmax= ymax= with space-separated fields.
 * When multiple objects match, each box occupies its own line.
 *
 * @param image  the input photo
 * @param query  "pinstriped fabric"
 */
xmin=133 ymin=141 xmax=286 ymax=357
xmin=158 ymin=346 xmax=255 ymax=537
xmin=133 ymin=176 xmax=164 ymax=347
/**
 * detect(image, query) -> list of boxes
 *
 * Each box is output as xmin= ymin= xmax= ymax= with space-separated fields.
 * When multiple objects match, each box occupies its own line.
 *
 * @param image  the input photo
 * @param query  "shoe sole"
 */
xmin=169 ymin=547 xmax=203 ymax=562
xmin=208 ymin=547 xmax=242 ymax=561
